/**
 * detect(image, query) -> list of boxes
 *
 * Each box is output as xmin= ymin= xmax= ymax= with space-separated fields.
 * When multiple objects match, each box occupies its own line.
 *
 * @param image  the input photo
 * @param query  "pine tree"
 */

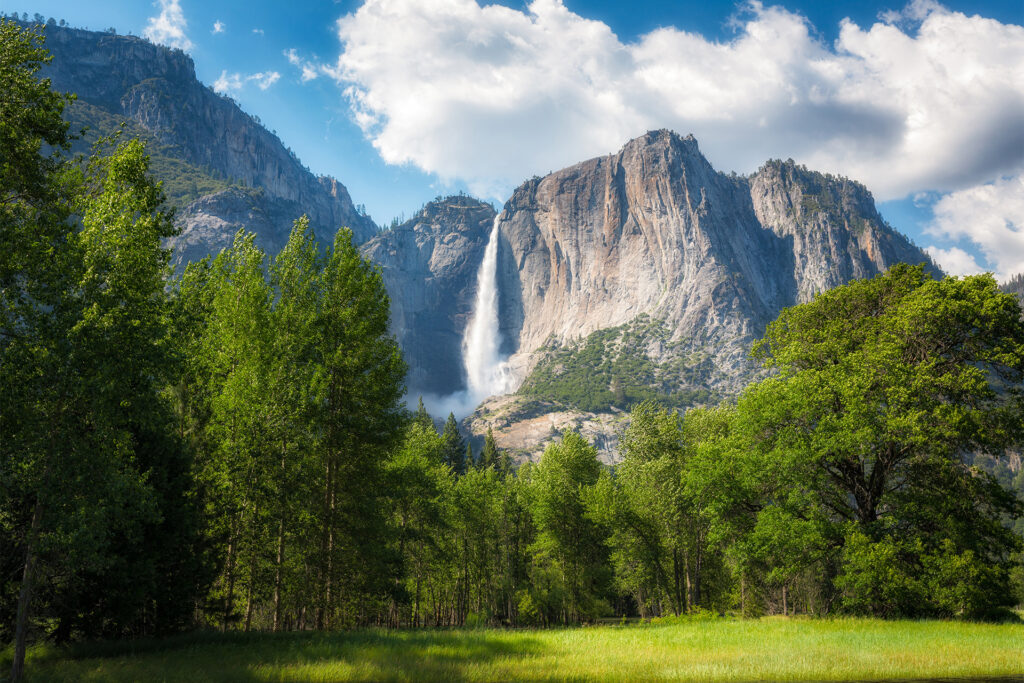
xmin=414 ymin=397 xmax=434 ymax=432
xmin=441 ymin=413 xmax=466 ymax=475
xmin=479 ymin=427 xmax=499 ymax=470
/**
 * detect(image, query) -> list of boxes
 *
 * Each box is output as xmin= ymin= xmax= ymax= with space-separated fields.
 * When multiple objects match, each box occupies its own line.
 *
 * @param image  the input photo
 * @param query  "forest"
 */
xmin=2 ymin=19 xmax=1024 ymax=682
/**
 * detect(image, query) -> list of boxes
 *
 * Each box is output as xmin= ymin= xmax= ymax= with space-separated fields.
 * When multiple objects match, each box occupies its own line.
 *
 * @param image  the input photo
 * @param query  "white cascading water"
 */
xmin=462 ymin=216 xmax=513 ymax=402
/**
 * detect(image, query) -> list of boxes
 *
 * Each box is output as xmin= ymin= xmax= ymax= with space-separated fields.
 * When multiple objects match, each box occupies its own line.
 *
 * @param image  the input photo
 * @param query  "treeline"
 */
xmin=4 ymin=19 xmax=1024 ymax=682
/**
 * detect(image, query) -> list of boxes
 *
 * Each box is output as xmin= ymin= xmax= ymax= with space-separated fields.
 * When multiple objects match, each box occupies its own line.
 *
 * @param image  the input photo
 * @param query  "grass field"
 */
xmin=5 ymin=617 xmax=1024 ymax=682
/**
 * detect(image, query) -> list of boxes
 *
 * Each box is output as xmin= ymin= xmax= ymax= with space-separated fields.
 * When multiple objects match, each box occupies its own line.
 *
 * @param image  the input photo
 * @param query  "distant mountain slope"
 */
xmin=34 ymin=22 xmax=376 ymax=267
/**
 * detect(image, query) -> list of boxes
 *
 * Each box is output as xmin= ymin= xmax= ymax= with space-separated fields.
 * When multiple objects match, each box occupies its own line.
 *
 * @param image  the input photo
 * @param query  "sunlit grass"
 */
xmin=6 ymin=617 xmax=1024 ymax=682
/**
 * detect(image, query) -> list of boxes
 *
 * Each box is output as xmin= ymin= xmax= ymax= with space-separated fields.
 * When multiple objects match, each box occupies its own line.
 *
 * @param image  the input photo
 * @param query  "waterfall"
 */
xmin=462 ymin=215 xmax=513 ymax=402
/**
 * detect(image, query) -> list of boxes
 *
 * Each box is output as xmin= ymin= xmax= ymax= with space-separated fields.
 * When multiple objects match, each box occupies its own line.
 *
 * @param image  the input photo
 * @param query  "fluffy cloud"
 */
xmin=924 ymin=175 xmax=1024 ymax=280
xmin=213 ymin=70 xmax=281 ymax=94
xmin=923 ymin=246 xmax=985 ymax=277
xmin=212 ymin=20 xmax=225 ymax=34
xmin=143 ymin=0 xmax=192 ymax=51
xmin=330 ymin=0 xmax=1024 ymax=203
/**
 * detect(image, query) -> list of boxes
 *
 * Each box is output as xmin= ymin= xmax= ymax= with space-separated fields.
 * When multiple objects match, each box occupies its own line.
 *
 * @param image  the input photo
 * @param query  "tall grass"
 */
xmin=5 ymin=617 xmax=1023 ymax=682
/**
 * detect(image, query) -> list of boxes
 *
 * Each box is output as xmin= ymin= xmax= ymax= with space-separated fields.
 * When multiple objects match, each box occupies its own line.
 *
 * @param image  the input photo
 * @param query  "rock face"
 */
xmin=168 ymin=188 xmax=324 ymax=270
xmin=362 ymin=196 xmax=496 ymax=396
xmin=38 ymin=23 xmax=376 ymax=263
xmin=494 ymin=130 xmax=933 ymax=390
xmin=466 ymin=130 xmax=937 ymax=461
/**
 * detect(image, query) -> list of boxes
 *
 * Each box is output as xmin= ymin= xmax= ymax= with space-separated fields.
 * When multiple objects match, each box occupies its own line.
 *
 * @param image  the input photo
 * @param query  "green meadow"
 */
xmin=7 ymin=618 xmax=1024 ymax=682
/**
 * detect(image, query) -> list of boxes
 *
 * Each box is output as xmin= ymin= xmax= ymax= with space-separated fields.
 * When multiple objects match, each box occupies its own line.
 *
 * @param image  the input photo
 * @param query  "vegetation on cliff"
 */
xmin=519 ymin=315 xmax=719 ymax=413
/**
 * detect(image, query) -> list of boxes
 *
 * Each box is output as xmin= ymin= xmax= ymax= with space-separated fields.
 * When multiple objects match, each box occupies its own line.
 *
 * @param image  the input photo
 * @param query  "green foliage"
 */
xmin=172 ymin=217 xmax=407 ymax=632
xmin=519 ymin=315 xmax=717 ymax=413
xmin=0 ymin=24 xmax=204 ymax=676
xmin=477 ymin=427 xmax=510 ymax=474
xmin=529 ymin=432 xmax=611 ymax=622
xmin=707 ymin=264 xmax=1024 ymax=618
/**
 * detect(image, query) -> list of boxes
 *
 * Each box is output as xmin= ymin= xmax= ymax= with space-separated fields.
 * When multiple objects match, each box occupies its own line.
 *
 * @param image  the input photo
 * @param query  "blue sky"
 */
xmin=8 ymin=1 xmax=1024 ymax=279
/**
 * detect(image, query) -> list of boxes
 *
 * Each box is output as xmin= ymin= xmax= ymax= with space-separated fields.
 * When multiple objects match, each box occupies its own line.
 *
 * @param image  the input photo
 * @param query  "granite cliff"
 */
xmin=466 ymin=131 xmax=938 ymax=461
xmin=36 ymin=23 xmax=376 ymax=267
xmin=362 ymin=196 xmax=496 ymax=396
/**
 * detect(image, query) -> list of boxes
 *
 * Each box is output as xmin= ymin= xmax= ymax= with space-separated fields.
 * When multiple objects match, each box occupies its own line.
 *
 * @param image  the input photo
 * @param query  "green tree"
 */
xmin=529 ymin=431 xmax=610 ymax=623
xmin=1 ymin=135 xmax=187 ymax=678
xmin=385 ymin=419 xmax=449 ymax=626
xmin=478 ymin=427 xmax=510 ymax=473
xmin=413 ymin=397 xmax=434 ymax=432
xmin=729 ymin=265 xmax=1024 ymax=616
xmin=312 ymin=227 xmax=406 ymax=627
xmin=441 ymin=412 xmax=466 ymax=475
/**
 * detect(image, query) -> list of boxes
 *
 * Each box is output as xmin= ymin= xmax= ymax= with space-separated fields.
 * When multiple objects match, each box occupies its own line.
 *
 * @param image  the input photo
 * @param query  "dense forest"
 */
xmin=3 ymin=19 xmax=1024 ymax=682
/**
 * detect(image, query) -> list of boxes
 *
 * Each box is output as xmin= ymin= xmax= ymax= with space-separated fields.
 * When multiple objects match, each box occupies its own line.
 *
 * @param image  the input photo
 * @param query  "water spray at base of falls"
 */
xmin=418 ymin=215 xmax=513 ymax=421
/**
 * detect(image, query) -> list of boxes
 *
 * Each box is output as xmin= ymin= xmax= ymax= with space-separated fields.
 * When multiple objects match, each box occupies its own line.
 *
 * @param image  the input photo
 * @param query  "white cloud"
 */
xmin=253 ymin=28 xmax=264 ymax=36
xmin=285 ymin=48 xmax=321 ymax=82
xmin=329 ymin=0 xmax=1024 ymax=201
xmin=213 ymin=70 xmax=242 ymax=93
xmin=213 ymin=70 xmax=280 ymax=94
xmin=252 ymin=71 xmax=280 ymax=90
xmin=212 ymin=20 xmax=225 ymax=34
xmin=923 ymin=246 xmax=985 ymax=277
xmin=143 ymin=0 xmax=192 ymax=51
xmin=924 ymin=175 xmax=1024 ymax=280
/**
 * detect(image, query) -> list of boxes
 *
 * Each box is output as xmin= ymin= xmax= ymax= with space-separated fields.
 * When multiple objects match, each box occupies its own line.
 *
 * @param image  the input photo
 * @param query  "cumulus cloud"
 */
xmin=329 ymin=0 xmax=1024 ymax=202
xmin=143 ymin=0 xmax=192 ymax=51
xmin=923 ymin=246 xmax=985 ymax=277
xmin=213 ymin=70 xmax=281 ymax=94
xmin=924 ymin=175 xmax=1024 ymax=280
xmin=252 ymin=28 xmax=264 ymax=36
xmin=212 ymin=20 xmax=225 ymax=34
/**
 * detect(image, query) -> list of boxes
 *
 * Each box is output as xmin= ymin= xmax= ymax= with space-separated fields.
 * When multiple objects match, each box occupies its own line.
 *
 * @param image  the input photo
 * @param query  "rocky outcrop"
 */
xmin=466 ymin=130 xmax=938 ymax=460
xmin=38 ymin=23 xmax=376 ymax=263
xmin=362 ymin=196 xmax=496 ymax=395
xmin=464 ymin=396 xmax=625 ymax=465
xmin=749 ymin=160 xmax=930 ymax=304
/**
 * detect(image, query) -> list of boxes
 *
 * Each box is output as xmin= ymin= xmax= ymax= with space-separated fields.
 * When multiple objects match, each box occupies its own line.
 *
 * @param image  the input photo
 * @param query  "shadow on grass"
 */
xmin=22 ymin=629 xmax=549 ymax=682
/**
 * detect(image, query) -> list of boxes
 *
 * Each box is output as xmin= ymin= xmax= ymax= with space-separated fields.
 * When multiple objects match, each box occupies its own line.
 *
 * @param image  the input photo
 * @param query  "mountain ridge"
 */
xmin=32 ymin=21 xmax=377 ymax=267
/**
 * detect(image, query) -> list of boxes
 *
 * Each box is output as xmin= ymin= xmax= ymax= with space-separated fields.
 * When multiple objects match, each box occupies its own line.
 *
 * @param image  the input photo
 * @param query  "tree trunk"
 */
xmin=10 ymin=500 xmax=42 ymax=683
xmin=273 ymin=515 xmax=285 ymax=631
xmin=223 ymin=521 xmax=238 ymax=631
xmin=273 ymin=442 xmax=287 ymax=632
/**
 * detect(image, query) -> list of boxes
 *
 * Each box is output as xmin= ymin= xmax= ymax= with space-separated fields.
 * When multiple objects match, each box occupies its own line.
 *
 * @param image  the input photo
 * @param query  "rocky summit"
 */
xmin=463 ymin=131 xmax=937 ymax=461
xmin=38 ymin=23 xmax=377 ymax=266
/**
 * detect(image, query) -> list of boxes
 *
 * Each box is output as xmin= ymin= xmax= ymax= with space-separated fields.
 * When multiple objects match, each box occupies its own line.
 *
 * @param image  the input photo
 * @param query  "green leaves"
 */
xmin=723 ymin=264 xmax=1024 ymax=617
